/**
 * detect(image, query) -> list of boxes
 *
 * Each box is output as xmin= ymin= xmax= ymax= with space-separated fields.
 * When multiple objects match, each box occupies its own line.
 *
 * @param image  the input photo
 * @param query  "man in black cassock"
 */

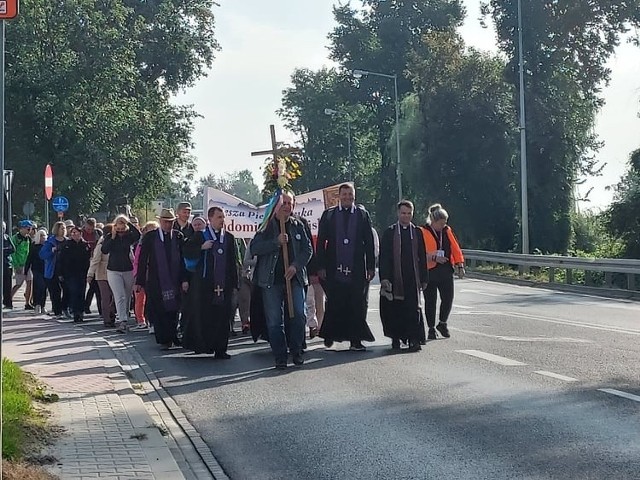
xmin=135 ymin=208 xmax=187 ymax=349
xmin=379 ymin=200 xmax=428 ymax=352
xmin=317 ymin=184 xmax=376 ymax=351
xmin=181 ymin=206 xmax=238 ymax=359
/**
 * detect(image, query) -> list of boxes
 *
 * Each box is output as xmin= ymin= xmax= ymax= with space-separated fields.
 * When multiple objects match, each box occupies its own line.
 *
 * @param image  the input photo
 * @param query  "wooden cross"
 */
xmin=214 ymin=285 xmax=223 ymax=296
xmin=251 ymin=125 xmax=302 ymax=319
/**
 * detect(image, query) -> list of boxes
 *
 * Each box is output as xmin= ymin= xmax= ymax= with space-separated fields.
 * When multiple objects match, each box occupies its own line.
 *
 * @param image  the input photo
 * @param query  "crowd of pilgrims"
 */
xmin=1 ymin=184 xmax=465 ymax=369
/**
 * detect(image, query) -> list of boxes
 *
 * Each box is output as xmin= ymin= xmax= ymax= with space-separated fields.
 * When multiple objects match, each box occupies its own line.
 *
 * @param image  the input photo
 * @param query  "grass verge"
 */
xmin=2 ymin=358 xmax=60 ymax=479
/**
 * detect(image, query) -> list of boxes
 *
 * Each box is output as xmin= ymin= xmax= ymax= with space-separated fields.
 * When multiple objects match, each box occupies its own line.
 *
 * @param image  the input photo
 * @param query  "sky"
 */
xmin=176 ymin=0 xmax=640 ymax=211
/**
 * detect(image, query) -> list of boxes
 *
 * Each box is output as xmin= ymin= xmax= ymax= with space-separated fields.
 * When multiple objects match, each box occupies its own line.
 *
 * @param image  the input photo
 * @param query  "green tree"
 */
xmin=328 ymin=0 xmax=465 ymax=225
xmin=482 ymin=0 xmax=640 ymax=253
xmin=4 ymin=0 xmax=218 ymax=221
xmin=192 ymin=170 xmax=262 ymax=209
xmin=404 ymin=32 xmax=519 ymax=250
xmin=606 ymin=149 xmax=640 ymax=259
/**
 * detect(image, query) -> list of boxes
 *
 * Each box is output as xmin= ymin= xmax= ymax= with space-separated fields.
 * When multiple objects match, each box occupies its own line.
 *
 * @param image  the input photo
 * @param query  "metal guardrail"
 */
xmin=462 ymin=249 xmax=640 ymax=291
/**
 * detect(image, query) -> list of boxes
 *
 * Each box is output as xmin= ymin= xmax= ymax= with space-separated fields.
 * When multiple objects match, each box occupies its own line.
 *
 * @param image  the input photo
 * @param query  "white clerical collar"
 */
xmin=396 ymin=222 xmax=414 ymax=238
xmin=158 ymin=229 xmax=171 ymax=242
xmin=208 ymin=226 xmax=224 ymax=243
xmin=338 ymin=203 xmax=355 ymax=213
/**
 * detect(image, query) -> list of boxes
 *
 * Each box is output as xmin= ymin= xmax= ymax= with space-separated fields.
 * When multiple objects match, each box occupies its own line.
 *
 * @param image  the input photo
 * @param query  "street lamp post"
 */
xmin=517 ymin=0 xmax=530 ymax=254
xmin=352 ymin=69 xmax=403 ymax=201
xmin=324 ymin=108 xmax=353 ymax=181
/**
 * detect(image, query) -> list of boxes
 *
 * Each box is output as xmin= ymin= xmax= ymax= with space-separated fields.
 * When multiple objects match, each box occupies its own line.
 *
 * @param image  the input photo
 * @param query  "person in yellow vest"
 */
xmin=420 ymin=204 xmax=465 ymax=340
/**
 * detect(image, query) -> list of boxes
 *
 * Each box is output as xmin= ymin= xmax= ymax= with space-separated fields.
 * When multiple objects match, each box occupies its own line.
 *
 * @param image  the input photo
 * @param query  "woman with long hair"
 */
xmin=101 ymin=215 xmax=141 ymax=333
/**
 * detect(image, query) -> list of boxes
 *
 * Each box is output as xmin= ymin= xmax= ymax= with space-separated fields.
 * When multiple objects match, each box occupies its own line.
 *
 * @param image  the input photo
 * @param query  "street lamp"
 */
xmin=324 ymin=108 xmax=353 ymax=181
xmin=352 ymin=69 xmax=402 ymax=201
xmin=517 ymin=0 xmax=530 ymax=254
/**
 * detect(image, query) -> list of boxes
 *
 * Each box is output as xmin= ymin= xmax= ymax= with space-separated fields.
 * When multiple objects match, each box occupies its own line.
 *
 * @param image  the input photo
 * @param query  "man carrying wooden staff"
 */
xmin=250 ymin=191 xmax=312 ymax=370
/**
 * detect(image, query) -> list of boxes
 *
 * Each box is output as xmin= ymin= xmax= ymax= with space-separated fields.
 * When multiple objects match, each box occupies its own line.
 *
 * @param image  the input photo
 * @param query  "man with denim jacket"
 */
xmin=250 ymin=191 xmax=312 ymax=369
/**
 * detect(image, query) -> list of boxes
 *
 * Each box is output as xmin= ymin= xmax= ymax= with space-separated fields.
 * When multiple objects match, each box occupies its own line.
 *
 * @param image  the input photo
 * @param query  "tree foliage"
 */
xmin=482 ymin=0 xmax=640 ymax=253
xmin=606 ymin=149 xmax=640 ymax=258
xmin=5 ymin=0 xmax=219 ymax=220
xmin=191 ymin=170 xmax=262 ymax=209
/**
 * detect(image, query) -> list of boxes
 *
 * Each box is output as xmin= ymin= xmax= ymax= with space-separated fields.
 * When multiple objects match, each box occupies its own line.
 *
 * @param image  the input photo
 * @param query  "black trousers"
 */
xmin=423 ymin=270 xmax=454 ymax=329
xmin=46 ymin=277 xmax=63 ymax=315
xmin=84 ymin=278 xmax=102 ymax=314
xmin=3 ymin=265 xmax=12 ymax=308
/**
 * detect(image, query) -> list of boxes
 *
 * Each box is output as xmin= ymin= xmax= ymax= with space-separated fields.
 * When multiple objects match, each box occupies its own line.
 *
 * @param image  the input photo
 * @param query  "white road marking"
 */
xmin=451 ymin=327 xmax=591 ymax=343
xmin=455 ymin=305 xmax=473 ymax=309
xmin=456 ymin=349 xmax=527 ymax=366
xmin=534 ymin=371 xmax=579 ymax=382
xmin=598 ymin=388 xmax=640 ymax=403
xmin=453 ymin=311 xmax=640 ymax=336
xmin=460 ymin=289 xmax=502 ymax=297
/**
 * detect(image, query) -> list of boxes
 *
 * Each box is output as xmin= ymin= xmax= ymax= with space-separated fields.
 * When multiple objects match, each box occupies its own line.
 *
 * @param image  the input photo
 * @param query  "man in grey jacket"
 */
xmin=250 ymin=191 xmax=312 ymax=369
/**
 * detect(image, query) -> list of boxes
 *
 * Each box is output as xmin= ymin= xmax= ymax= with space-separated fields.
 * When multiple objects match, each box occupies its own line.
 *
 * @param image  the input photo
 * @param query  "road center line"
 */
xmin=598 ymin=388 xmax=640 ymax=403
xmin=534 ymin=371 xmax=579 ymax=382
xmin=456 ymin=349 xmax=527 ymax=366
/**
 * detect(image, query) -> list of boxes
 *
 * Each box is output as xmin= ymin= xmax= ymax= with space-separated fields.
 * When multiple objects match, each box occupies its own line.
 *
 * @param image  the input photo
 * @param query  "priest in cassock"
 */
xmin=181 ymin=206 xmax=238 ymax=358
xmin=379 ymin=200 xmax=428 ymax=352
xmin=317 ymin=184 xmax=376 ymax=351
xmin=135 ymin=208 xmax=188 ymax=349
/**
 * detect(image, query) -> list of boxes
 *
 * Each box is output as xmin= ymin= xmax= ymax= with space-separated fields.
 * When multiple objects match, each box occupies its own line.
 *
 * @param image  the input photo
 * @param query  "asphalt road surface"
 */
xmin=124 ymin=278 xmax=640 ymax=479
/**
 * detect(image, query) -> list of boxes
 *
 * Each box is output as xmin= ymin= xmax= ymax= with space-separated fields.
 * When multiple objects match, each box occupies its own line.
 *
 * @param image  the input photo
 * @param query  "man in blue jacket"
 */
xmin=250 ymin=191 xmax=312 ymax=369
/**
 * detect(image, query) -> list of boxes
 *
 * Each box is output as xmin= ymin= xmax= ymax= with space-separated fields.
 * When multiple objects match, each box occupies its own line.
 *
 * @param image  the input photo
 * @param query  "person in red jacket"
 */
xmin=420 ymin=203 xmax=465 ymax=340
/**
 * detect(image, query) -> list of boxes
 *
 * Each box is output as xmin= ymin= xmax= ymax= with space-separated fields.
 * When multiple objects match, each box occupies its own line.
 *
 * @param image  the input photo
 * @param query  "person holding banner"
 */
xmin=181 ymin=206 xmax=238 ymax=358
xmin=316 ymin=184 xmax=376 ymax=351
xmin=250 ymin=191 xmax=312 ymax=370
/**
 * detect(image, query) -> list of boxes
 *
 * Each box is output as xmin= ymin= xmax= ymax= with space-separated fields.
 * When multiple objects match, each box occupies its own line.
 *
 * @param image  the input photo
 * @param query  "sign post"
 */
xmin=52 ymin=196 xmax=69 ymax=220
xmin=44 ymin=164 xmax=53 ymax=229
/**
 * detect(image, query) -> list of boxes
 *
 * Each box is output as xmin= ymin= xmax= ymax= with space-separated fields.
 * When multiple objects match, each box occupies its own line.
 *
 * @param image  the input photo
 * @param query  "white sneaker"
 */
xmin=132 ymin=323 xmax=148 ymax=331
xmin=148 ymin=325 xmax=155 ymax=335
xmin=34 ymin=305 xmax=42 ymax=315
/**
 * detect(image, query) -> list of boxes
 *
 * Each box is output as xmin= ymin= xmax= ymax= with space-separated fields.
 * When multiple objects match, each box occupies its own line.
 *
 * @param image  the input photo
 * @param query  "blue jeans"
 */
xmin=262 ymin=282 xmax=306 ymax=363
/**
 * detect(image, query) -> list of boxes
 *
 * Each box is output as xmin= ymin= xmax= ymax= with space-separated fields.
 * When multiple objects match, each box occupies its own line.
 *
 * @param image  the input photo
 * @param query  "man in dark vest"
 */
xmin=317 ymin=184 xmax=376 ymax=351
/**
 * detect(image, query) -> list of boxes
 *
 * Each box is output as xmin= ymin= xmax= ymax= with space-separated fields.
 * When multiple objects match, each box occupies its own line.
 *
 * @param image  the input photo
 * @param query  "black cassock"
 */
xmin=182 ymin=230 xmax=238 ymax=354
xmin=379 ymin=224 xmax=428 ymax=342
xmin=317 ymin=206 xmax=376 ymax=343
xmin=136 ymin=229 xmax=186 ymax=346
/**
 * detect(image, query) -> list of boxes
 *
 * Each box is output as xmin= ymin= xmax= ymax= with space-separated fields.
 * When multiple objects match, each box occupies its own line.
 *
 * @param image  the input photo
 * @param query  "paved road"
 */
xmin=124 ymin=279 xmax=640 ymax=479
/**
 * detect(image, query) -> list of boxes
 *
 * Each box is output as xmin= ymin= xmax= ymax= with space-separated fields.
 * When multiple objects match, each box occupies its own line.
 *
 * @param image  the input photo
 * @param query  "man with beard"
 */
xmin=182 ymin=206 xmax=238 ymax=358
xmin=316 ymin=184 xmax=375 ymax=351
xmin=251 ymin=191 xmax=312 ymax=369
xmin=135 ymin=208 xmax=188 ymax=349
xmin=379 ymin=200 xmax=428 ymax=352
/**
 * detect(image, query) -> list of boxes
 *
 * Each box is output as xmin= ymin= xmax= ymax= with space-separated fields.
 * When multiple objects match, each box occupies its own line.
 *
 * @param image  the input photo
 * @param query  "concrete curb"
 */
xmin=103 ymin=334 xmax=229 ymax=480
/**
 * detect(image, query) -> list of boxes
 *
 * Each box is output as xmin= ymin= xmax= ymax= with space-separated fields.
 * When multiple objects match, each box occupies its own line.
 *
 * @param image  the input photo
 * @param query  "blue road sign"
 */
xmin=52 ymin=196 xmax=69 ymax=213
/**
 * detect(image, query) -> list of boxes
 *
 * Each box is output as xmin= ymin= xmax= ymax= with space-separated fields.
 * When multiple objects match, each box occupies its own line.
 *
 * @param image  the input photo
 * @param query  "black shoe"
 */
xmin=309 ymin=327 xmax=318 ymax=339
xmin=428 ymin=328 xmax=437 ymax=340
xmin=391 ymin=339 xmax=401 ymax=350
xmin=241 ymin=326 xmax=250 ymax=335
xmin=408 ymin=342 xmax=422 ymax=352
xmin=275 ymin=360 xmax=287 ymax=370
xmin=436 ymin=323 xmax=450 ymax=338
xmin=25 ymin=304 xmax=34 ymax=311
xmin=84 ymin=309 xmax=92 ymax=314
xmin=292 ymin=353 xmax=304 ymax=366
xmin=323 ymin=339 xmax=334 ymax=348
xmin=349 ymin=341 xmax=366 ymax=352
xmin=214 ymin=352 xmax=231 ymax=360
xmin=230 ymin=329 xmax=237 ymax=337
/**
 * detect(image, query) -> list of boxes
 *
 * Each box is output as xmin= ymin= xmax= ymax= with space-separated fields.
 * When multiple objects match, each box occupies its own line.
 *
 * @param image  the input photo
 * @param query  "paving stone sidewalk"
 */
xmin=2 ymin=309 xmax=187 ymax=480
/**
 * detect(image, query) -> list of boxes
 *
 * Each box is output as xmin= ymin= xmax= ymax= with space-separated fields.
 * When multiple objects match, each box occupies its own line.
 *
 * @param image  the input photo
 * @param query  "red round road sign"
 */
xmin=44 ymin=164 xmax=53 ymax=200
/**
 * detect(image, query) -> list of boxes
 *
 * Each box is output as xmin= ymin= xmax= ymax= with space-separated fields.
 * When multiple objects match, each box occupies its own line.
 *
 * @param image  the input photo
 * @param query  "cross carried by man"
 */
xmin=251 ymin=125 xmax=303 ymax=318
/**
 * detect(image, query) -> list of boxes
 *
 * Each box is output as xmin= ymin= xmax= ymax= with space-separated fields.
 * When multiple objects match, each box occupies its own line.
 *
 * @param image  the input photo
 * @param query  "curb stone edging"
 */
xmin=103 ymin=335 xmax=230 ymax=480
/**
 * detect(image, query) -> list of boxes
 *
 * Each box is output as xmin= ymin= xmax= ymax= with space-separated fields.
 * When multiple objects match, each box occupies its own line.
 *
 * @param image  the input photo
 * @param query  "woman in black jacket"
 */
xmin=101 ymin=215 xmax=141 ymax=332
xmin=60 ymin=226 xmax=92 ymax=323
